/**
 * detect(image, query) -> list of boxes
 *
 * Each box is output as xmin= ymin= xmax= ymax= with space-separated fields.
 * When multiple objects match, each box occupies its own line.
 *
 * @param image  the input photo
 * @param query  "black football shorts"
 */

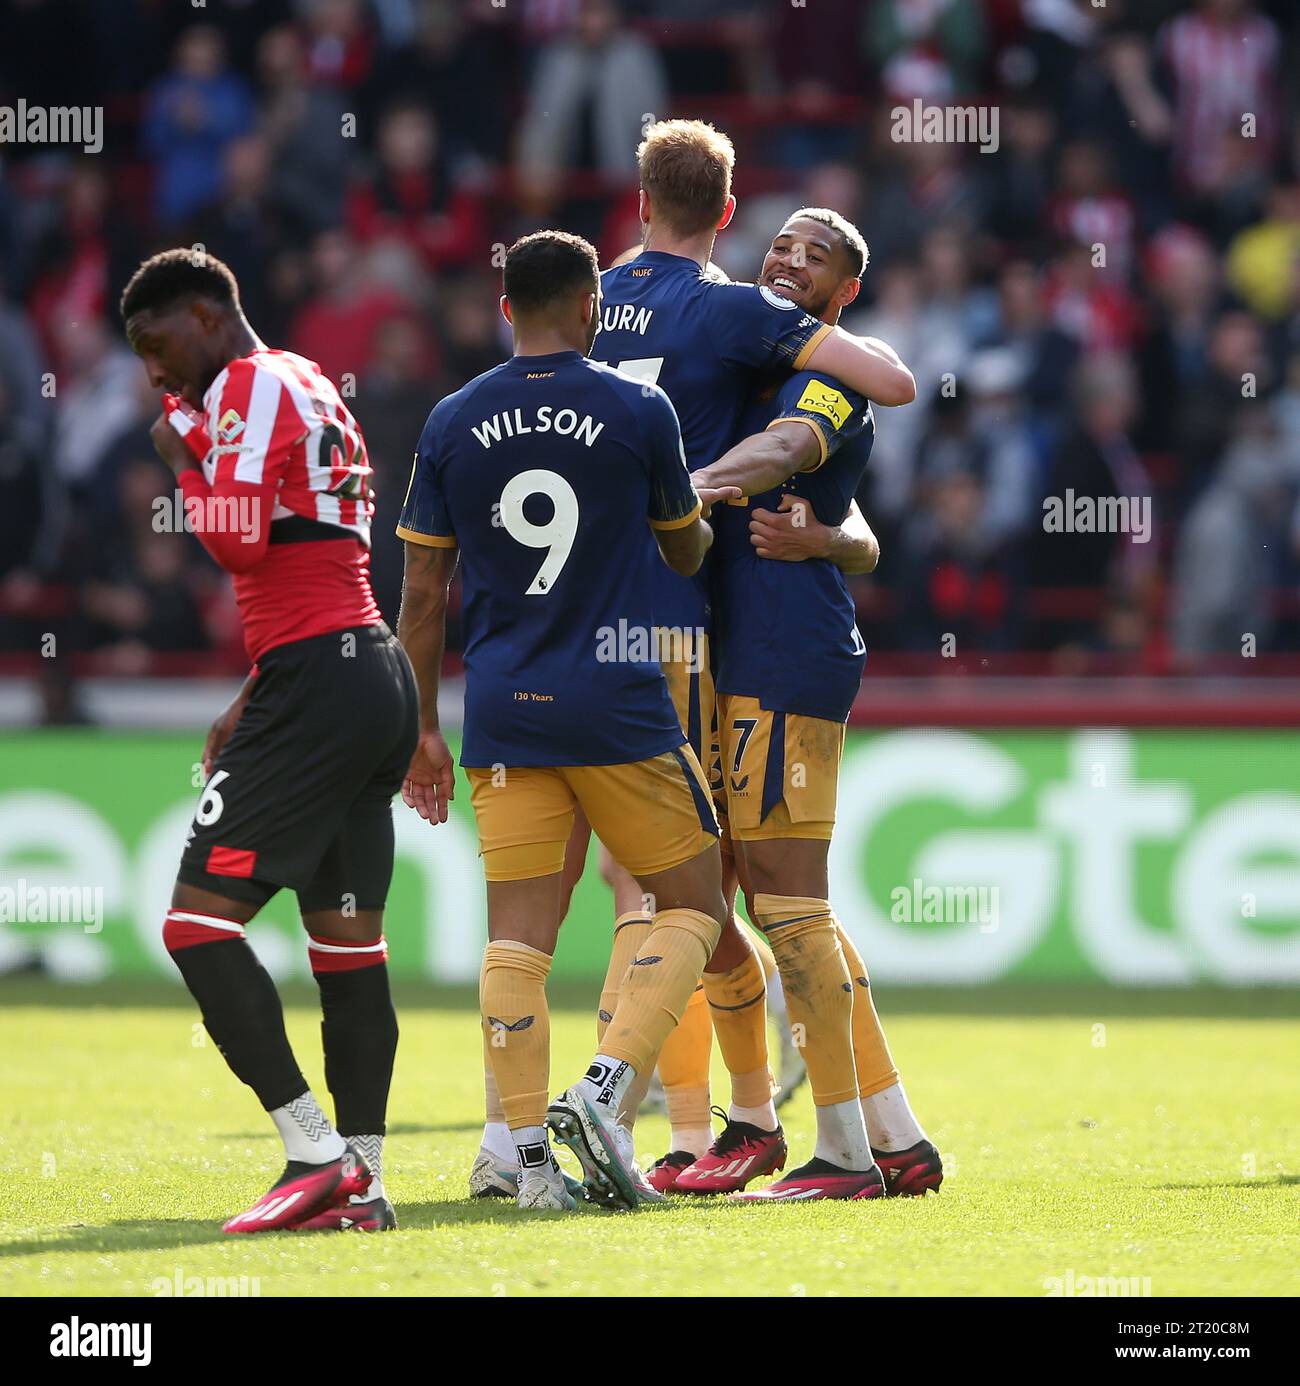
xmin=178 ymin=623 xmax=420 ymax=913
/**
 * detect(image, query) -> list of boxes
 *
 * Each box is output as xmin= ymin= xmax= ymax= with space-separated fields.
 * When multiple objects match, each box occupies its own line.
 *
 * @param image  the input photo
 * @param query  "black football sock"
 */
xmin=164 ymin=917 xmax=308 ymax=1111
xmin=309 ymin=937 xmax=398 ymax=1140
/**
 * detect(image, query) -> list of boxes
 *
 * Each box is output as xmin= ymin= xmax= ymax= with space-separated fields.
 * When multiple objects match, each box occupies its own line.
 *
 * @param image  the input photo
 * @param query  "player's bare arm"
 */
xmin=750 ymin=496 xmax=880 ymax=574
xmin=695 ymin=428 xmax=875 ymax=574
xmin=693 ymin=418 xmax=822 ymax=496
xmin=654 ymin=512 xmax=715 ymax=576
xmin=396 ymin=540 xmax=459 ymax=824
xmin=804 ymin=329 xmax=915 ymax=407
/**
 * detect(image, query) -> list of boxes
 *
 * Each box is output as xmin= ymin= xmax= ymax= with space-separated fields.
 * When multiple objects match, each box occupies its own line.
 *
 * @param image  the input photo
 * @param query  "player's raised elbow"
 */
xmin=836 ymin=538 xmax=879 ymax=578
xmin=875 ymin=366 xmax=916 ymax=408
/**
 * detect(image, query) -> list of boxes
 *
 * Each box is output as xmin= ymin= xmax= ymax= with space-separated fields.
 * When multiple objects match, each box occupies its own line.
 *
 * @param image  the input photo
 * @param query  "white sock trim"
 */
xmin=348 ymin=1133 xmax=385 ymax=1201
xmin=271 ymin=1092 xmax=347 ymax=1164
xmin=813 ymin=1097 xmax=872 ymax=1170
xmin=513 ymin=1126 xmax=562 ymax=1186
xmin=481 ymin=1121 xmax=516 ymax=1165
xmin=728 ymin=1101 xmax=778 ymax=1132
xmin=166 ymin=910 xmax=245 ymax=934
xmin=581 ymin=1054 xmax=636 ymax=1116
xmin=306 ymin=937 xmax=387 ymax=954
xmin=670 ymin=1127 xmax=714 ymax=1158
xmin=862 ymin=1082 xmax=926 ymax=1152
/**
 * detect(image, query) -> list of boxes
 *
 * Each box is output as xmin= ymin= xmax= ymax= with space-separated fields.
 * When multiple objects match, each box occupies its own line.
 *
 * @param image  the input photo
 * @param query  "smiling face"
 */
xmin=759 ymin=216 xmax=860 ymax=324
xmin=124 ymin=298 xmax=230 ymax=407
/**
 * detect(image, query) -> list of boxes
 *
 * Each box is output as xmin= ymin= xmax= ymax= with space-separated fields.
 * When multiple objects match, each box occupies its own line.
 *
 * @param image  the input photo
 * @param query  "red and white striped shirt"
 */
xmin=1159 ymin=9 xmax=1281 ymax=195
xmin=172 ymin=348 xmax=381 ymax=662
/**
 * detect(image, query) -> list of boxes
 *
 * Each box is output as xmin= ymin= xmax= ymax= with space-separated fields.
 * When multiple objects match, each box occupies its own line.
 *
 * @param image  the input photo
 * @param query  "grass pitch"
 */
xmin=2 ymin=981 xmax=1297 ymax=1298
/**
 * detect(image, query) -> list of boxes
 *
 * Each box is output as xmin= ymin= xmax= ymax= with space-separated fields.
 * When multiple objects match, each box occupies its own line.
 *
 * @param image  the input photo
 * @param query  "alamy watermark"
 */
xmin=151 ymin=1267 xmax=261 ymax=1297
xmin=1043 ymin=490 xmax=1151 ymax=543
xmin=0 ymin=879 xmax=102 ymax=932
xmin=1044 ymin=1268 xmax=1152 ymax=1297
xmin=0 ymin=101 xmax=102 ymax=154
xmin=890 ymin=878 xmax=999 ymax=933
xmin=153 ymin=489 xmax=263 ymax=542
xmin=49 ymin=1318 xmax=150 ymax=1365
xmin=890 ymin=99 xmax=999 ymax=154
xmin=595 ymin=621 xmax=707 ymax=673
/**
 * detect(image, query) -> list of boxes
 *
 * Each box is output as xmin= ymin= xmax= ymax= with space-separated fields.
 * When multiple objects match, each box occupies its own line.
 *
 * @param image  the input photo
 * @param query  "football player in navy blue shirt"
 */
xmin=396 ymin=230 xmax=743 ymax=1211
xmin=691 ymin=208 xmax=943 ymax=1201
xmin=593 ymin=120 xmax=913 ymax=756
xmin=579 ymin=121 xmax=916 ymax=1198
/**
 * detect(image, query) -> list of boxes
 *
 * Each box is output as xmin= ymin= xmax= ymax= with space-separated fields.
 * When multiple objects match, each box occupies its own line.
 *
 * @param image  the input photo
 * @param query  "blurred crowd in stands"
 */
xmin=2 ymin=0 xmax=1299 ymax=702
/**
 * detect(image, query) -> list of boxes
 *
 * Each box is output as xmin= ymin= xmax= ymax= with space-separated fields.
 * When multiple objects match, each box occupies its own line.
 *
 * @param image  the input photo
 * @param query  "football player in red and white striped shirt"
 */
xmin=122 ymin=249 xmax=419 ymax=1234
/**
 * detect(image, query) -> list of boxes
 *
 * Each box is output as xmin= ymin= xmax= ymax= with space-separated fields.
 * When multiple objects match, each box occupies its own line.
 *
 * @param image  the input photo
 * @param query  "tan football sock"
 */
xmin=749 ymin=927 xmax=778 ymax=982
xmin=659 ymin=983 xmax=713 ymax=1136
xmin=754 ymin=894 xmax=857 ymax=1107
xmin=600 ymin=907 xmax=721 ymax=1073
xmin=481 ymin=939 xmax=552 ymax=1130
xmin=596 ymin=910 xmax=653 ymax=1044
xmin=702 ymin=937 xmax=774 ymax=1109
xmin=833 ymin=914 xmax=900 ymax=1099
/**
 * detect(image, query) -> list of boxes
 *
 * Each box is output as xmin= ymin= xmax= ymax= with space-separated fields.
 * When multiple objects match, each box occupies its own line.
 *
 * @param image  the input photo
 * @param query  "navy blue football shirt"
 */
xmin=398 ymin=351 xmax=700 ymax=767
xmin=711 ymin=369 xmax=875 ymax=723
xmin=593 ymin=252 xmax=833 ymax=631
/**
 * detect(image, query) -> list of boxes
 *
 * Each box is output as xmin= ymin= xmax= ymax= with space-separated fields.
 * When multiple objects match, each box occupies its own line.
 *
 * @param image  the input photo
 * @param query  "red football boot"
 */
xmin=645 ymin=1150 xmax=698 ymax=1194
xmin=223 ymin=1149 xmax=370 ymax=1234
xmin=731 ymin=1157 xmax=884 ymax=1202
xmin=674 ymin=1114 xmax=787 ymax=1195
xmin=871 ymin=1140 xmax=944 ymax=1196
xmin=293 ymin=1194 xmax=397 ymax=1231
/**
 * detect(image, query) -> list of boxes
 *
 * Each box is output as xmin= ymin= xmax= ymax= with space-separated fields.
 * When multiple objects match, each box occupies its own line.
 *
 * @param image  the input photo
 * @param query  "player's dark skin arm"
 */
xmin=654 ymin=513 xmax=715 ymax=577
xmin=695 ymin=424 xmax=879 ymax=574
xmin=396 ymin=540 xmax=459 ymax=825
xmin=652 ymin=482 xmax=740 ymax=575
xmin=806 ymin=330 xmax=915 ymax=407
xmin=694 ymin=420 xmax=820 ymax=497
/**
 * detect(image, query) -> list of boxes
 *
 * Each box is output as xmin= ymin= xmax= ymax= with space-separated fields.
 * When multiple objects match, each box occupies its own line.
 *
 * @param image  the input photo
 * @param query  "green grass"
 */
xmin=2 ymin=981 xmax=1297 ymax=1297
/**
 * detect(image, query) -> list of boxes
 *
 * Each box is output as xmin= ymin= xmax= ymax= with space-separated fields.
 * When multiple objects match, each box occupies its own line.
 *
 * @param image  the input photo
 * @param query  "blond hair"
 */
xmin=637 ymin=119 xmax=735 ymax=238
